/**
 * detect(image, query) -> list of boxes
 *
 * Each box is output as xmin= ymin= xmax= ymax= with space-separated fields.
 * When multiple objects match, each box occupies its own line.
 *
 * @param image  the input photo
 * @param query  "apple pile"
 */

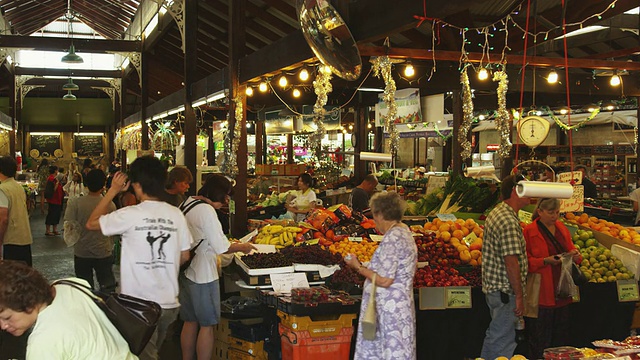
xmin=414 ymin=233 xmax=462 ymax=267
xmin=413 ymin=266 xmax=469 ymax=288
xmin=573 ymin=229 xmax=635 ymax=282
xmin=413 ymin=217 xmax=484 ymax=266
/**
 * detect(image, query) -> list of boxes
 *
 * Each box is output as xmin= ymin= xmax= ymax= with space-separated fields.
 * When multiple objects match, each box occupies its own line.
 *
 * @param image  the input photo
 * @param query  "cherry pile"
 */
xmin=413 ymin=266 xmax=469 ymax=288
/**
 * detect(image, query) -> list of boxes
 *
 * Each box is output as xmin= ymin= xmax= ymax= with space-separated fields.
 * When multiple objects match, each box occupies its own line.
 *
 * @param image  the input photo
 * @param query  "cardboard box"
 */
xmin=255 ymin=164 xmax=266 ymax=175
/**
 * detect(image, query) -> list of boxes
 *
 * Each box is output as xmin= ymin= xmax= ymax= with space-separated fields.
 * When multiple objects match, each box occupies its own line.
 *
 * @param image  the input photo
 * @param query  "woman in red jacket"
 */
xmin=523 ymin=198 xmax=582 ymax=359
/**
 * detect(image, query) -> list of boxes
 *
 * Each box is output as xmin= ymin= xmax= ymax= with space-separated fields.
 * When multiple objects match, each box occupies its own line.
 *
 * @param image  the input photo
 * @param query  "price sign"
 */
xmin=305 ymin=239 xmax=319 ymax=245
xmin=425 ymin=175 xmax=448 ymax=196
xmin=445 ymin=287 xmax=472 ymax=308
xmin=436 ymin=213 xmax=457 ymax=222
xmin=369 ymin=234 xmax=384 ymax=242
xmin=518 ymin=210 xmax=533 ymax=224
xmin=269 ymin=273 xmax=309 ymax=294
xmin=348 ymin=237 xmax=363 ymax=242
xmin=463 ymin=232 xmax=478 ymax=247
xmin=559 ymin=185 xmax=584 ymax=213
xmin=617 ymin=280 xmax=640 ymax=302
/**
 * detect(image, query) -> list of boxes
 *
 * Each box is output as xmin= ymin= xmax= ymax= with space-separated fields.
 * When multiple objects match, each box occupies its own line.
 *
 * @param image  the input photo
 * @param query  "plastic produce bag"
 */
xmin=556 ymin=255 xmax=578 ymax=298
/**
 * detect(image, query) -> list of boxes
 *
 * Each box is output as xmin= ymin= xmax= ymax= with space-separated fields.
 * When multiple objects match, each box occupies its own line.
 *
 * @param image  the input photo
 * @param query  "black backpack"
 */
xmin=178 ymin=199 xmax=207 ymax=272
xmin=44 ymin=179 xmax=55 ymax=199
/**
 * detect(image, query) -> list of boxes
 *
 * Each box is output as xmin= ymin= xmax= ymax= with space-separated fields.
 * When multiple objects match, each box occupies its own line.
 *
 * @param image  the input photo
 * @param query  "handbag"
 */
xmin=361 ymin=273 xmax=377 ymax=340
xmin=53 ymin=279 xmax=161 ymax=355
xmin=523 ymin=272 xmax=541 ymax=318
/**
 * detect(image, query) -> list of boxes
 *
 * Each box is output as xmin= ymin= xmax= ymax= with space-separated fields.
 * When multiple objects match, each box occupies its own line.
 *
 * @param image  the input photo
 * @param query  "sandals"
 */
xmin=45 ymin=232 xmax=54 ymax=236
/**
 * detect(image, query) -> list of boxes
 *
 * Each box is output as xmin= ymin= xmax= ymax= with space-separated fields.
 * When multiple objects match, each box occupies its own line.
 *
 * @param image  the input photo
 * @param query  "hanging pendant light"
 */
xmin=63 ymin=90 xmax=77 ymax=100
xmin=62 ymin=78 xmax=79 ymax=91
xmin=61 ymin=44 xmax=83 ymax=64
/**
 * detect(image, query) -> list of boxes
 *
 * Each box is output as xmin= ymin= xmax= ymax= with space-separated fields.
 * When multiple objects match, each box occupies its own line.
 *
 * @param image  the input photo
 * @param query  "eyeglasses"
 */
xmin=512 ymin=174 xmax=526 ymax=190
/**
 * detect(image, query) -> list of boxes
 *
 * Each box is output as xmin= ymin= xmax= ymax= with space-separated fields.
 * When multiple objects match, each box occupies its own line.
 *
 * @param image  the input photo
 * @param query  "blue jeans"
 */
xmin=481 ymin=291 xmax=517 ymax=360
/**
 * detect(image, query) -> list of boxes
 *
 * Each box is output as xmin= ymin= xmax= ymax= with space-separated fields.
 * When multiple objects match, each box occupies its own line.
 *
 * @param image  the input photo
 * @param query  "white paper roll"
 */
xmin=464 ymin=165 xmax=496 ymax=178
xmin=516 ymin=181 xmax=574 ymax=199
xmin=359 ymin=152 xmax=392 ymax=162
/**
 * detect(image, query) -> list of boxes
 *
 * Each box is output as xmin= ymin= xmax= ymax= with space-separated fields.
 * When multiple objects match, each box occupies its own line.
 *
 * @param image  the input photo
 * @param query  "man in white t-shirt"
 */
xmin=178 ymin=175 xmax=255 ymax=360
xmin=87 ymin=156 xmax=192 ymax=360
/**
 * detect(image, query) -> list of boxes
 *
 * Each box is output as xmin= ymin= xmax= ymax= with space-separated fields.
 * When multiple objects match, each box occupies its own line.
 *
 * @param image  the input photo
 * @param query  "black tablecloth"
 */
xmin=416 ymin=284 xmax=637 ymax=360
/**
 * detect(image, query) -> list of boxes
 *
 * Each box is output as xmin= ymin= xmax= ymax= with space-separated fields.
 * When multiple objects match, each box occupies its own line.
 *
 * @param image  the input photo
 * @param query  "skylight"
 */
xmin=15 ymin=50 xmax=119 ymax=71
xmin=625 ymin=7 xmax=639 ymax=15
xmin=554 ymin=25 xmax=607 ymax=40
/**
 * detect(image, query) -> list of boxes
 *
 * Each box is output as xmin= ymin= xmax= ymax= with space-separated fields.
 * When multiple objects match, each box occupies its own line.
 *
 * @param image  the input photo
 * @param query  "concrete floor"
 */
xmin=1 ymin=208 xmax=182 ymax=360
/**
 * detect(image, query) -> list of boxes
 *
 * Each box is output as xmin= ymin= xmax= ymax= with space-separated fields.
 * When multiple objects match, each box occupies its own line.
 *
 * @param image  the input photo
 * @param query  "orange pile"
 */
xmin=565 ymin=212 xmax=640 ymax=245
xmin=328 ymin=238 xmax=379 ymax=263
xmin=422 ymin=218 xmax=484 ymax=266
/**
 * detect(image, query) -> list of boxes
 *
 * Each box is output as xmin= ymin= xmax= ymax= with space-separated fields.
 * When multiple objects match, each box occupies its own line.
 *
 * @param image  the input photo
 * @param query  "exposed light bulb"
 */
xmin=404 ymin=63 xmax=415 ymax=77
xmin=259 ymin=81 xmax=268 ymax=92
xmin=367 ymin=123 xmax=372 ymax=129
xmin=560 ymin=108 xmax=568 ymax=115
xmin=547 ymin=69 xmax=558 ymax=84
xmin=299 ymin=68 xmax=309 ymax=81
xmin=320 ymin=65 xmax=332 ymax=75
xmin=477 ymin=68 xmax=489 ymax=80
xmin=348 ymin=124 xmax=353 ymax=130
xmin=606 ymin=104 xmax=615 ymax=111
xmin=279 ymin=75 xmax=288 ymax=88
xmin=478 ymin=114 xmax=486 ymax=121
xmin=245 ymin=87 xmax=254 ymax=96
xmin=610 ymin=74 xmax=621 ymax=87
xmin=587 ymin=105 xmax=597 ymax=112
xmin=292 ymin=88 xmax=301 ymax=98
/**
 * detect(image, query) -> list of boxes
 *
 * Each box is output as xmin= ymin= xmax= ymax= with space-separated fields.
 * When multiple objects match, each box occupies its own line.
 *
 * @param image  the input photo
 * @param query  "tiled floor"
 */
xmin=1 ymin=208 xmax=182 ymax=360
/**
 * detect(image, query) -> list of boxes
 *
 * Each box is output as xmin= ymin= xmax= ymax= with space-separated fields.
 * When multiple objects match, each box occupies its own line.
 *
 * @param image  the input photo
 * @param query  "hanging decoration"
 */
xmin=310 ymin=65 xmax=332 ymax=159
xmin=223 ymin=95 xmax=243 ymax=177
xmin=151 ymin=122 xmax=178 ymax=151
xmin=493 ymin=70 xmax=512 ymax=158
xmin=543 ymin=106 xmax=601 ymax=131
xmin=114 ymin=129 xmax=123 ymax=151
xmin=371 ymin=55 xmax=399 ymax=156
xmin=434 ymin=123 xmax=453 ymax=142
xmin=458 ymin=66 xmax=474 ymax=160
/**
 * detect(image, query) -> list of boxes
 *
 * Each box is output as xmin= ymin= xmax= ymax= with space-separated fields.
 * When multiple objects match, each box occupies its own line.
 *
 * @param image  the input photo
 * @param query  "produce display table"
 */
xmin=415 ymin=284 xmax=637 ymax=360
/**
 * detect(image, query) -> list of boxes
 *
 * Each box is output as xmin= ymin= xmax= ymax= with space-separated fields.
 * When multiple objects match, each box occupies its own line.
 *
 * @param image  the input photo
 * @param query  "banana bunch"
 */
xmin=253 ymin=225 xmax=302 ymax=248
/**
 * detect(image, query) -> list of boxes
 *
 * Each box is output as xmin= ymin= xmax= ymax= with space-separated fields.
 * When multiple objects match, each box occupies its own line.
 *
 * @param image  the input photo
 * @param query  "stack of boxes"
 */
xmin=277 ymin=310 xmax=357 ymax=360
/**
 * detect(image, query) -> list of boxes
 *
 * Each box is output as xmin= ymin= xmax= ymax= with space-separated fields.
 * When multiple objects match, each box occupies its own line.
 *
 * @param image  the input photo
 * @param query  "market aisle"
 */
xmin=0 ymin=210 xmax=182 ymax=360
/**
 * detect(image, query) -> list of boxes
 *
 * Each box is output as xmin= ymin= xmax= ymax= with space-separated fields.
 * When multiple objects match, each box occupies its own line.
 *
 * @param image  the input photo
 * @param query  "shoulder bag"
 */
xmin=361 ymin=273 xmax=377 ymax=340
xmin=523 ymin=272 xmax=541 ymax=318
xmin=537 ymin=221 xmax=587 ymax=286
xmin=178 ymin=199 xmax=207 ymax=273
xmin=53 ymin=279 xmax=161 ymax=355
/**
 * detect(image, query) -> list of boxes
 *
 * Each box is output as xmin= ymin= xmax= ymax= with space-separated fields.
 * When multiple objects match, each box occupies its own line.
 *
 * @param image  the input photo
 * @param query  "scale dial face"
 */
xmin=518 ymin=115 xmax=550 ymax=148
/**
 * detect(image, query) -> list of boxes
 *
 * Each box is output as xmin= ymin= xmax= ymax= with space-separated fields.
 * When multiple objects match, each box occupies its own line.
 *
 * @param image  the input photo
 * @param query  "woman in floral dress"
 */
xmin=345 ymin=191 xmax=417 ymax=359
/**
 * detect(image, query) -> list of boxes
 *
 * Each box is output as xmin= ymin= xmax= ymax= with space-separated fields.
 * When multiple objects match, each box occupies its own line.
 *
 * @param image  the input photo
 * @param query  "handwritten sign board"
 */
xmin=557 ymin=171 xmax=582 ymax=184
xmin=30 ymin=134 xmax=60 ymax=157
xmin=425 ymin=175 xmax=448 ymax=195
xmin=269 ymin=272 xmax=309 ymax=294
xmin=560 ymin=185 xmax=584 ymax=213
xmin=74 ymin=135 xmax=104 ymax=157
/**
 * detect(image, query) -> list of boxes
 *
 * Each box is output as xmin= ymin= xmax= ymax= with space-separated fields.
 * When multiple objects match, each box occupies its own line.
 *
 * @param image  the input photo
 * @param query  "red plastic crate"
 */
xmin=278 ymin=323 xmax=354 ymax=360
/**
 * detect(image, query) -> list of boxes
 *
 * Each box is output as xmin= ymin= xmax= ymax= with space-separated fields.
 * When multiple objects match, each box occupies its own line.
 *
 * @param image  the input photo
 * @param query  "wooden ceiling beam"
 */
xmin=199 ymin=2 xmax=269 ymax=49
xmin=585 ymin=46 xmax=640 ymax=60
xmin=259 ymin=0 xmax=296 ymax=20
xmin=0 ymin=35 xmax=141 ymax=52
xmin=358 ymin=45 xmax=640 ymax=71
xmin=245 ymin=1 xmax=296 ymax=36
xmin=14 ymin=67 xmax=122 ymax=78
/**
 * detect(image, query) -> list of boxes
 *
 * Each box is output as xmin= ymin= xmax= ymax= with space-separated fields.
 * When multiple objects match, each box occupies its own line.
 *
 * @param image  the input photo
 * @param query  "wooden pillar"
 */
xmin=207 ymin=126 xmax=215 ymax=165
xmin=9 ymin=67 xmax=16 ymax=158
xmin=287 ymin=133 xmax=294 ymax=164
xmin=354 ymin=104 xmax=368 ymax=180
xmin=636 ymin=98 xmax=640 ymax=169
xmin=229 ymin=0 xmax=248 ymax=237
xmin=183 ymin=0 xmax=198 ymax=190
xmin=255 ymin=120 xmax=264 ymax=165
xmin=140 ymin=51 xmax=150 ymax=150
